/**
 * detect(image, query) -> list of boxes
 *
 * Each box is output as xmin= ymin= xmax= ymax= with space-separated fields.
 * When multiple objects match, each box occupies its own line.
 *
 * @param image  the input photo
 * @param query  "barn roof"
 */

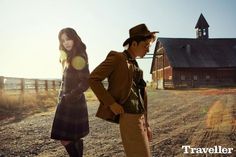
xmin=150 ymin=38 xmax=236 ymax=73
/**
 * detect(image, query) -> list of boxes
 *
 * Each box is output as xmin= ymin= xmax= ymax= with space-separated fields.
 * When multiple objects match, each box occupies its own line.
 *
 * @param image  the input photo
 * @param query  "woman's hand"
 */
xmin=109 ymin=103 xmax=124 ymax=115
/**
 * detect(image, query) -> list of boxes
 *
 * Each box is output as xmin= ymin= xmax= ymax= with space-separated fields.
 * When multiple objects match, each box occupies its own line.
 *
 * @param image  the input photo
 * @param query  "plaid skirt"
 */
xmin=51 ymin=94 xmax=89 ymax=141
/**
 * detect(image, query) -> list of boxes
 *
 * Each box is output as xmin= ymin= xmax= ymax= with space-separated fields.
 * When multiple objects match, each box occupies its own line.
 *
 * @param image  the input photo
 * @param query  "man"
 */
xmin=89 ymin=23 xmax=158 ymax=157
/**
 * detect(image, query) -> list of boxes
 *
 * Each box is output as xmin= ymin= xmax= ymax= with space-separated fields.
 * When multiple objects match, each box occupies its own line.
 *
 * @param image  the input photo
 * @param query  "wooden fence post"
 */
xmin=35 ymin=79 xmax=38 ymax=93
xmin=45 ymin=80 xmax=48 ymax=91
xmin=19 ymin=78 xmax=25 ymax=104
xmin=52 ymin=80 xmax=56 ymax=91
xmin=20 ymin=78 xmax=25 ymax=94
xmin=0 ymin=76 xmax=4 ymax=97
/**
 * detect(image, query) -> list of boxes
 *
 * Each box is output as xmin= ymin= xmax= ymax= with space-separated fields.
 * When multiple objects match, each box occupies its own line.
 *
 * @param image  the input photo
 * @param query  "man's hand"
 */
xmin=109 ymin=103 xmax=124 ymax=115
xmin=147 ymin=126 xmax=153 ymax=142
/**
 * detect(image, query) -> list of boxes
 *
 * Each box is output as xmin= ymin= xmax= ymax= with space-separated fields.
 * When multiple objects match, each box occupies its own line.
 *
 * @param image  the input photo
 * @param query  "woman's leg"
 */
xmin=74 ymin=139 xmax=83 ymax=157
xmin=61 ymin=140 xmax=78 ymax=157
xmin=61 ymin=139 xmax=83 ymax=157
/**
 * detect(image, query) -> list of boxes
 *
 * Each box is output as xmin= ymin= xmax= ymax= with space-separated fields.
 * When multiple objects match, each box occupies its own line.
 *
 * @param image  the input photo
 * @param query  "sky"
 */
xmin=0 ymin=0 xmax=236 ymax=81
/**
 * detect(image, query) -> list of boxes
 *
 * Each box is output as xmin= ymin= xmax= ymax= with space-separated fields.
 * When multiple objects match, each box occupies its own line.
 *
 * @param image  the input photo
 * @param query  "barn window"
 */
xmin=206 ymin=75 xmax=210 ymax=80
xmin=203 ymin=29 xmax=206 ymax=35
xmin=198 ymin=29 xmax=202 ymax=36
xmin=181 ymin=75 xmax=185 ymax=80
xmin=193 ymin=75 xmax=198 ymax=80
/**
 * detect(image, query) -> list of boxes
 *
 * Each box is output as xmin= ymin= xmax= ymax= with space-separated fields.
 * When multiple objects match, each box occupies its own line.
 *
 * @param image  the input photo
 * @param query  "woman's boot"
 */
xmin=64 ymin=142 xmax=78 ymax=157
xmin=74 ymin=139 xmax=83 ymax=157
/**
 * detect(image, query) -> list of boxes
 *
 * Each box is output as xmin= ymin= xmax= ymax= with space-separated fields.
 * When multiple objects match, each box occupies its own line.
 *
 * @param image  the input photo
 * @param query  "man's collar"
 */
xmin=124 ymin=50 xmax=138 ymax=67
xmin=124 ymin=50 xmax=135 ymax=60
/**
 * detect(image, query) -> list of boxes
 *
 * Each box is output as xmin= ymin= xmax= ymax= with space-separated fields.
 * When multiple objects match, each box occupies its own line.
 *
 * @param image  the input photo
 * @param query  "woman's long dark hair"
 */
xmin=58 ymin=27 xmax=88 ymax=63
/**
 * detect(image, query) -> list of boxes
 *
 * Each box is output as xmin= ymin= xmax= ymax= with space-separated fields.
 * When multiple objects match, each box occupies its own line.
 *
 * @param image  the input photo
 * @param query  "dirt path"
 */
xmin=0 ymin=89 xmax=235 ymax=157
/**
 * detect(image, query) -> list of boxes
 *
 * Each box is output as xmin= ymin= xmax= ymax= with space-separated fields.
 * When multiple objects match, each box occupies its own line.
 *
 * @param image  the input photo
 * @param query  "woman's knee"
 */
xmin=60 ymin=140 xmax=71 ymax=146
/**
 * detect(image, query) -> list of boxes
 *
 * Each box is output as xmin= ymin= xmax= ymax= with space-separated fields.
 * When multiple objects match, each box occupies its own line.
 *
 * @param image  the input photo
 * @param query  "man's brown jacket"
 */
xmin=89 ymin=51 xmax=148 ymax=123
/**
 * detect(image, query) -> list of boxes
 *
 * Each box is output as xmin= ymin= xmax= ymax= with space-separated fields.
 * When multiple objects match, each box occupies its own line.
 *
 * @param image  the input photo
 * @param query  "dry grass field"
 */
xmin=0 ymin=91 xmax=58 ymax=121
xmin=0 ymin=88 xmax=235 ymax=157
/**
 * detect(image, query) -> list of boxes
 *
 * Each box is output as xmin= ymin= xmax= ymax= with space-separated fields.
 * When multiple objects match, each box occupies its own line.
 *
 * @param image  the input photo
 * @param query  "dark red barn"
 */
xmin=150 ymin=14 xmax=236 ymax=89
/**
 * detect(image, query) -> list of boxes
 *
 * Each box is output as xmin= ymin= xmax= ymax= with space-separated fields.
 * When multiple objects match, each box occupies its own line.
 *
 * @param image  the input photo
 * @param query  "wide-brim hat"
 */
xmin=123 ymin=23 xmax=159 ymax=46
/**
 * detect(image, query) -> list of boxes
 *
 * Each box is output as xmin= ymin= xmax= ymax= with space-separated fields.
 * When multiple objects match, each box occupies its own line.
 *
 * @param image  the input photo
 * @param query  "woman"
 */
xmin=51 ymin=27 xmax=90 ymax=157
